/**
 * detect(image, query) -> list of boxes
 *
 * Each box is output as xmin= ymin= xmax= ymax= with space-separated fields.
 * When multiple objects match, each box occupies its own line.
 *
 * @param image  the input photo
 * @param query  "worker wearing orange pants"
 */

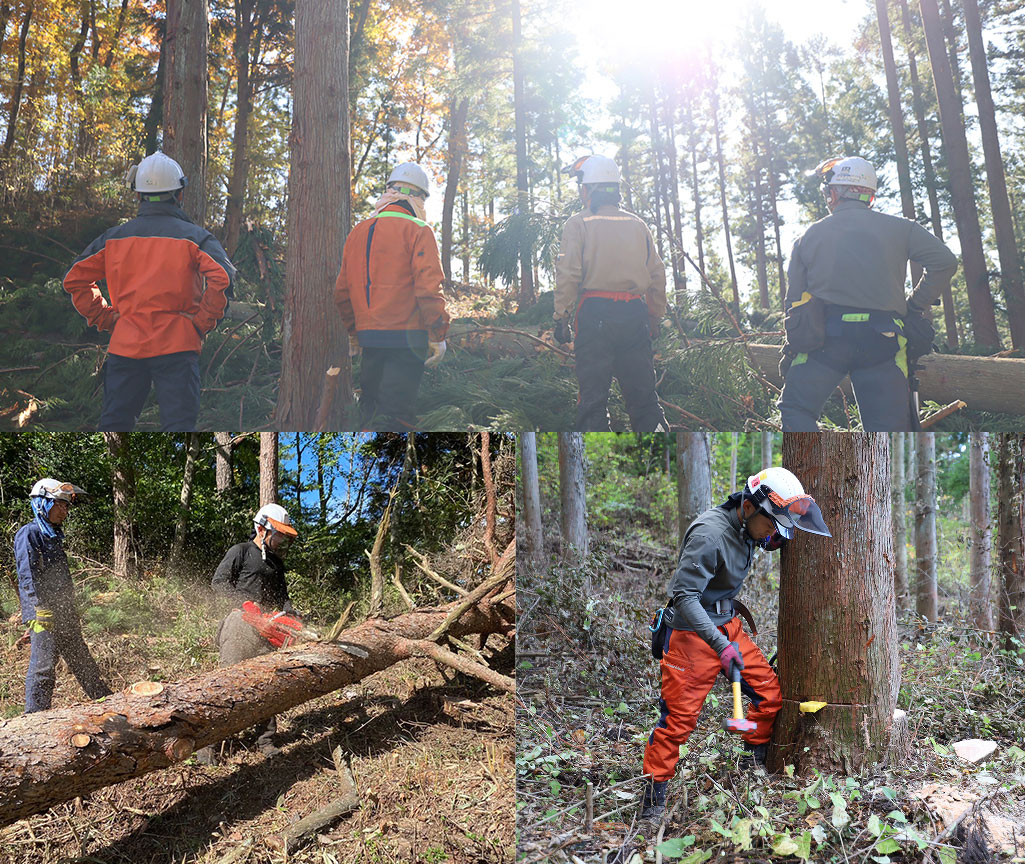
xmin=643 ymin=617 xmax=781 ymax=781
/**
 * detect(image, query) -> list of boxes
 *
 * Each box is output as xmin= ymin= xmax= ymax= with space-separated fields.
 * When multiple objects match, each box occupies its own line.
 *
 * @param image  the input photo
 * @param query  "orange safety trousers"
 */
xmin=643 ymin=616 xmax=781 ymax=781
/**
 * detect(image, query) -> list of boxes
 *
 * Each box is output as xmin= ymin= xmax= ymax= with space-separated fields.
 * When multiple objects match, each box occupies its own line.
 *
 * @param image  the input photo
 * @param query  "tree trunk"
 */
xmin=2 ymin=2 xmax=33 ymax=159
xmin=685 ymin=102 xmax=706 ymax=278
xmin=760 ymin=430 xmax=773 ymax=470
xmin=141 ymin=24 xmax=166 ymax=157
xmin=897 ymin=0 xmax=957 ymax=349
xmin=915 ymin=432 xmax=938 ymax=621
xmin=962 ymin=0 xmax=1025 ymax=348
xmin=711 ymin=90 xmax=739 ymax=311
xmin=214 ymin=431 xmax=233 ymax=492
xmin=892 ymin=432 xmax=909 ymax=607
xmin=771 ymin=433 xmax=899 ymax=775
xmin=103 ymin=433 xmax=135 ymax=581
xmin=996 ymin=435 xmax=1025 ymax=650
xmin=661 ymin=91 xmax=687 ymax=305
xmin=518 ymin=432 xmax=543 ymax=570
xmin=729 ymin=432 xmax=738 ymax=493
xmin=0 ymin=594 xmax=513 ymax=828
xmin=441 ymin=95 xmax=469 ymax=281
xmin=511 ymin=0 xmax=534 ymax=311
xmin=169 ymin=433 xmax=201 ymax=569
xmin=259 ymin=431 xmax=278 ymax=506
xmin=223 ymin=0 xmax=255 ymax=257
xmin=919 ymin=0 xmax=1001 ymax=350
xmin=751 ymin=143 xmax=769 ymax=310
xmin=276 ymin=0 xmax=352 ymax=430
xmin=461 ymin=188 xmax=470 ymax=283
xmin=558 ymin=433 xmax=587 ymax=560
xmin=163 ymin=0 xmax=208 ymax=223
xmin=676 ymin=432 xmax=710 ymax=546
xmin=968 ymin=432 xmax=993 ymax=629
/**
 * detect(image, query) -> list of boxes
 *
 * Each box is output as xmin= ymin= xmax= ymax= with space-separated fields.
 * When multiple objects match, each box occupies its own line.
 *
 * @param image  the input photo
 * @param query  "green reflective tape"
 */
xmin=841 ymin=313 xmax=870 ymax=322
xmin=375 ymin=211 xmax=427 ymax=227
xmin=896 ymin=335 xmax=908 ymax=378
xmin=792 ymin=352 xmax=808 ymax=367
xmin=893 ymin=317 xmax=903 ymax=329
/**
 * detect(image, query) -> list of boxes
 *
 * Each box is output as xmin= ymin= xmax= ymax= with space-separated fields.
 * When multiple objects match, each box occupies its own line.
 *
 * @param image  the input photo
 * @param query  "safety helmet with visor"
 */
xmin=744 ymin=468 xmax=831 ymax=540
xmin=807 ymin=156 xmax=877 ymax=206
xmin=254 ymin=503 xmax=298 ymax=554
xmin=30 ymin=478 xmax=87 ymax=504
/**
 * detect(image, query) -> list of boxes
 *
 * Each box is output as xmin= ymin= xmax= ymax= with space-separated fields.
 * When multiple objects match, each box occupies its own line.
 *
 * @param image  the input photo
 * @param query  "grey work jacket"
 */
xmin=786 ymin=199 xmax=958 ymax=315
xmin=666 ymin=502 xmax=754 ymax=655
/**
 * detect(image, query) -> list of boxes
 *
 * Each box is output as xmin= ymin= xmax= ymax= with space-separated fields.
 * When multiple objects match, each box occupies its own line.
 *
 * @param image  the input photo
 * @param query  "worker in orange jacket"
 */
xmin=62 ymin=152 xmax=235 ymax=431
xmin=334 ymin=162 xmax=451 ymax=430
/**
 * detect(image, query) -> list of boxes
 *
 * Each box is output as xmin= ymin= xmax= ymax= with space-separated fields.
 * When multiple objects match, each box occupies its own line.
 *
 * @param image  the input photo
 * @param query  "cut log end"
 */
xmin=70 ymin=734 xmax=91 ymax=748
xmin=129 ymin=681 xmax=164 ymax=697
xmin=164 ymin=738 xmax=195 ymax=762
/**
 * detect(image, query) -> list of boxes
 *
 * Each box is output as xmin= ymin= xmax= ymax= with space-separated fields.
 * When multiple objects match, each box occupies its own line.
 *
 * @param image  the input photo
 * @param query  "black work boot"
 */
xmin=639 ymin=779 xmax=668 ymax=823
xmin=739 ymin=742 xmax=767 ymax=769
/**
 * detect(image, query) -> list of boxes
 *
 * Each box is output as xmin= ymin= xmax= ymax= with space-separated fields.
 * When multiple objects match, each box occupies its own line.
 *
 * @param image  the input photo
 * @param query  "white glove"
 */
xmin=348 ymin=334 xmax=361 ymax=357
xmin=425 ymin=340 xmax=446 ymax=367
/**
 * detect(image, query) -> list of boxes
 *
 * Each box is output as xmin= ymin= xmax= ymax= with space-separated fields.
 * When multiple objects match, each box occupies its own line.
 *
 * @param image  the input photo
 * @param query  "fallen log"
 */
xmin=0 ymin=595 xmax=513 ymax=828
xmin=745 ymin=343 xmax=1025 ymax=415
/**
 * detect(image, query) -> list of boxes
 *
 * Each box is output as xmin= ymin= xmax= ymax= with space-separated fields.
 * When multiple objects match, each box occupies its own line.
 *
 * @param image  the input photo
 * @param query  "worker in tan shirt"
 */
xmin=554 ymin=155 xmax=668 ymax=432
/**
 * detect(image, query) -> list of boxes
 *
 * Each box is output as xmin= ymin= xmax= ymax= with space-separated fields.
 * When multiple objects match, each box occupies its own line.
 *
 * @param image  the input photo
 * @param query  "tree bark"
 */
xmin=760 ymin=430 xmax=773 ymax=470
xmin=276 ymin=0 xmax=352 ymax=430
xmin=2 ymin=2 xmax=33 ymax=159
xmin=729 ymin=432 xmax=738 ymax=493
xmin=259 ymin=431 xmax=278 ymax=506
xmin=558 ymin=433 xmax=587 ymax=560
xmin=223 ymin=0 xmax=256 ymax=257
xmin=677 ymin=432 xmax=711 ymax=546
xmin=996 ymin=435 xmax=1024 ymax=650
xmin=511 ymin=0 xmax=534 ymax=311
xmin=103 ymin=433 xmax=135 ymax=581
xmin=0 ymin=595 xmax=513 ymax=828
xmin=215 ymin=431 xmax=233 ymax=492
xmin=518 ymin=432 xmax=543 ymax=570
xmin=892 ymin=432 xmax=909 ymax=607
xmin=441 ymin=95 xmax=469 ymax=280
xmin=169 ymin=433 xmax=201 ymax=569
xmin=163 ymin=0 xmax=208 ymax=223
xmin=711 ymin=89 xmax=739 ymax=311
xmin=961 ymin=0 xmax=1025 ymax=348
xmin=771 ymin=433 xmax=899 ymax=775
xmin=918 ymin=0 xmax=1001 ymax=350
xmin=915 ymin=432 xmax=938 ymax=621
xmin=968 ymin=432 xmax=993 ymax=629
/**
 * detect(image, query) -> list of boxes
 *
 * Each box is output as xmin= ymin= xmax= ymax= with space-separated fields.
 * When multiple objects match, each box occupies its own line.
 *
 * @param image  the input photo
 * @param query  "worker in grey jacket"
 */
xmin=641 ymin=468 xmax=831 ymax=823
xmin=778 ymin=156 xmax=958 ymax=431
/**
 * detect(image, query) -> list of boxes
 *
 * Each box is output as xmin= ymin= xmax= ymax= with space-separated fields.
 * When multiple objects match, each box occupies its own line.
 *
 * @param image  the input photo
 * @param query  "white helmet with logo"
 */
xmin=387 ymin=162 xmax=430 ymax=197
xmin=254 ymin=503 xmax=298 ymax=538
xmin=127 ymin=152 xmax=188 ymax=194
xmin=565 ymin=154 xmax=621 ymax=185
xmin=745 ymin=467 xmax=830 ymax=538
xmin=30 ymin=478 xmax=87 ymax=503
xmin=808 ymin=156 xmax=877 ymax=195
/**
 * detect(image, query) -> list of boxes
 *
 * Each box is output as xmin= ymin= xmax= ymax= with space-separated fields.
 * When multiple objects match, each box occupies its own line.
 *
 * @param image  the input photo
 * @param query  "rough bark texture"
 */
xmin=0 ymin=596 xmax=513 ymax=828
xmin=169 ymin=433 xmax=201 ymax=568
xmin=518 ymin=432 xmax=543 ymax=570
xmin=215 ymin=432 xmax=233 ymax=492
xmin=558 ymin=433 xmax=588 ymax=559
xmin=163 ymin=0 xmax=208 ymax=223
xmin=441 ymin=95 xmax=469 ymax=280
xmin=761 ymin=430 xmax=773 ymax=470
xmin=677 ymin=432 xmax=711 ymax=546
xmin=918 ymin=0 xmax=1001 ymax=350
xmin=223 ymin=0 xmax=256 ymax=256
xmin=996 ymin=435 xmax=1025 ymax=650
xmin=103 ymin=432 xmax=135 ymax=580
xmin=744 ymin=343 xmax=1025 ymax=415
xmin=771 ymin=433 xmax=899 ymax=775
xmin=892 ymin=433 xmax=909 ymax=607
xmin=275 ymin=0 xmax=352 ymax=430
xmin=915 ymin=432 xmax=938 ymax=621
xmin=969 ymin=432 xmax=993 ymax=629
xmin=259 ymin=431 xmax=278 ymax=506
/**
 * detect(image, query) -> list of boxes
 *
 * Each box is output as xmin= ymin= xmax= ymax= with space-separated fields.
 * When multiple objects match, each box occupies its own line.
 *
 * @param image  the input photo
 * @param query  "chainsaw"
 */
xmin=240 ymin=601 xmax=369 ymax=658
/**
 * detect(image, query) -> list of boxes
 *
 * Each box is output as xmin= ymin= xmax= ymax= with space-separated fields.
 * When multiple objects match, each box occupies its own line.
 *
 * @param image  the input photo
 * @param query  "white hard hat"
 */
xmin=127 ymin=152 xmax=188 ymax=194
xmin=254 ymin=503 xmax=298 ymax=538
xmin=566 ymin=155 xmax=621 ymax=185
xmin=745 ymin=467 xmax=830 ymax=538
xmin=387 ymin=162 xmax=430 ymax=197
xmin=30 ymin=478 xmax=87 ymax=503
xmin=808 ymin=156 xmax=877 ymax=193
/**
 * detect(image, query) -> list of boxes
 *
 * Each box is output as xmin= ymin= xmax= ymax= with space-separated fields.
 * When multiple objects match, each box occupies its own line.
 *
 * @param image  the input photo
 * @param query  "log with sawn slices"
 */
xmin=745 ymin=343 xmax=1025 ymax=415
xmin=0 ymin=595 xmax=513 ymax=828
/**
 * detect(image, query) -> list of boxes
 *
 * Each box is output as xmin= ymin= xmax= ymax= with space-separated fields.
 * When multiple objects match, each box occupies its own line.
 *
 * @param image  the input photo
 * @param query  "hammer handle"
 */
xmin=731 ymin=680 xmax=744 ymax=720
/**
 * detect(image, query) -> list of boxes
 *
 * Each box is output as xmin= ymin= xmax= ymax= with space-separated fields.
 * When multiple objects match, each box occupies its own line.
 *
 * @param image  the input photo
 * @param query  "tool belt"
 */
xmin=902 ymin=306 xmax=935 ymax=362
xmin=648 ymin=598 xmax=758 ymax=661
xmin=782 ymin=292 xmax=827 ymax=355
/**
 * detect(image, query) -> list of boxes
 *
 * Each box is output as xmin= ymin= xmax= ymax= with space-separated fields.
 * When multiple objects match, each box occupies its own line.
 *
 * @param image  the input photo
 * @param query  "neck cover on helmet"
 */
xmin=31 ymin=497 xmax=62 ymax=540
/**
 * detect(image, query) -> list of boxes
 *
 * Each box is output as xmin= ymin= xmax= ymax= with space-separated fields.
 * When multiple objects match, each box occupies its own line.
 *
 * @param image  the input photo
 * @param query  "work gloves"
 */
xmin=425 ymin=340 xmax=446 ymax=367
xmin=718 ymin=641 xmax=744 ymax=677
xmin=28 ymin=608 xmax=53 ymax=634
xmin=554 ymin=318 xmax=573 ymax=344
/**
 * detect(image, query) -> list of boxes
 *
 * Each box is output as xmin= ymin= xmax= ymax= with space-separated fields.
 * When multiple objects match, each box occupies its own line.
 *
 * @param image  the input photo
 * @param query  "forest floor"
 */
xmin=0 ymin=572 xmax=515 ymax=864
xmin=516 ymin=534 xmax=1025 ymax=863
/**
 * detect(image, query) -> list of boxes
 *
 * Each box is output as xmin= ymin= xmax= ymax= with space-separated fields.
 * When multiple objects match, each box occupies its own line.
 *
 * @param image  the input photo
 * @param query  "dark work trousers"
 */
xmin=574 ymin=297 xmax=667 ymax=432
xmin=25 ymin=616 xmax=112 ymax=713
xmin=99 ymin=351 xmax=201 ymax=432
xmin=358 ymin=346 xmax=426 ymax=431
xmin=779 ymin=315 xmax=912 ymax=432
xmin=209 ymin=610 xmax=278 ymax=747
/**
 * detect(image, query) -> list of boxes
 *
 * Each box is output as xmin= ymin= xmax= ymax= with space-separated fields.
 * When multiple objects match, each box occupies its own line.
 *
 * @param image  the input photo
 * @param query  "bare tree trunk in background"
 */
xmin=223 ymin=0 xmax=256 ymax=256
xmin=511 ymin=0 xmax=534 ymax=311
xmin=897 ymin=0 xmax=958 ymax=349
xmin=915 ymin=432 xmax=938 ymax=621
xmin=647 ymin=93 xmax=681 ymax=297
xmin=996 ymin=435 xmax=1024 ymax=650
xmin=919 ymin=0 xmax=1001 ymax=350
xmin=441 ymin=95 xmax=469 ymax=280
xmin=760 ymin=431 xmax=773 ymax=470
xmin=558 ymin=433 xmax=587 ymax=560
xmin=163 ymin=0 xmax=208 ymax=222
xmin=169 ymin=434 xmax=201 ymax=569
xmin=518 ymin=432 xmax=543 ymax=570
xmin=685 ymin=102 xmax=706 ymax=276
xmin=214 ymin=432 xmax=233 ymax=492
xmin=103 ymin=433 xmax=136 ymax=580
xmin=711 ymin=90 xmax=739 ymax=311
xmin=751 ymin=144 xmax=769 ymax=310
xmin=677 ymin=433 xmax=711 ymax=546
xmin=729 ymin=433 xmax=738 ymax=493
xmin=772 ymin=433 xmax=899 ymax=774
xmin=461 ymin=189 xmax=470 ymax=283
xmin=276 ymin=0 xmax=352 ymax=430
xmin=969 ymin=432 xmax=993 ymax=629
xmin=892 ymin=432 xmax=909 ymax=607
xmin=962 ymin=0 xmax=1025 ymax=348
xmin=260 ymin=432 xmax=278 ymax=506
xmin=662 ymin=92 xmax=687 ymax=304
xmin=2 ymin=2 xmax=32 ymax=159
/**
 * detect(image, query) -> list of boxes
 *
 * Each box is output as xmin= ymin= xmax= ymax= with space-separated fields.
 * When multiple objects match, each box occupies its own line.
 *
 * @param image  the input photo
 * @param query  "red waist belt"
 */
xmin=579 ymin=290 xmax=642 ymax=302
